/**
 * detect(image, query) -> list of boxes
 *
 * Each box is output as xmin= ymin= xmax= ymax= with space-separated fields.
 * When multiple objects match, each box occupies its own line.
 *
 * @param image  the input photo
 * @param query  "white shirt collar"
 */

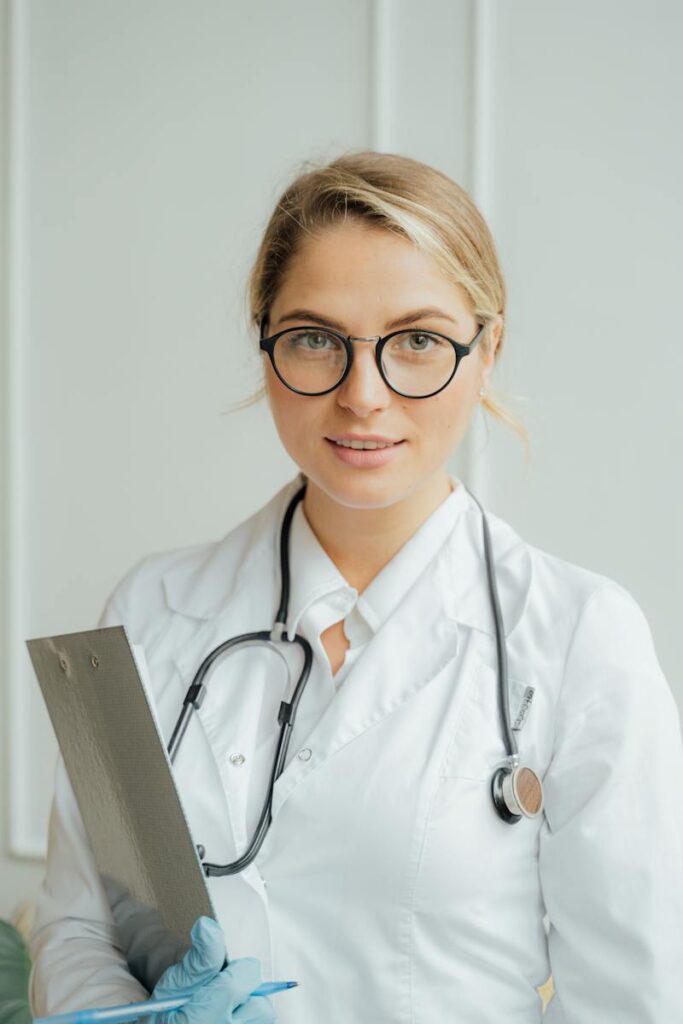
xmin=285 ymin=474 xmax=471 ymax=645
xmin=161 ymin=471 xmax=532 ymax=643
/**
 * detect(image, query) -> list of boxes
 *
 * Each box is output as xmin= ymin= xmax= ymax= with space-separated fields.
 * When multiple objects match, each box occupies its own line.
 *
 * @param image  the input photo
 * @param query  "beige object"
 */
xmin=10 ymin=899 xmax=37 ymax=943
xmin=538 ymin=975 xmax=554 ymax=1011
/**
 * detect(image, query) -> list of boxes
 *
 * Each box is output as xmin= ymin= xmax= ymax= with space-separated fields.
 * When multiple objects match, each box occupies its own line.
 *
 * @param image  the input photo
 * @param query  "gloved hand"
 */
xmin=151 ymin=916 xmax=277 ymax=1024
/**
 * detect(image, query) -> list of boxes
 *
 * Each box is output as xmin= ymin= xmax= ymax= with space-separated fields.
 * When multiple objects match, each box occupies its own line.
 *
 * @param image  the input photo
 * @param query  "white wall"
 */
xmin=1 ymin=0 xmax=681 ymax=919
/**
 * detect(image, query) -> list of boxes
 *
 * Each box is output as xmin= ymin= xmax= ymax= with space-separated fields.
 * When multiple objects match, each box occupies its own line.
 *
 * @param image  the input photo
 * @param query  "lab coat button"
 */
xmin=229 ymin=752 xmax=246 ymax=766
xmin=297 ymin=748 xmax=312 ymax=761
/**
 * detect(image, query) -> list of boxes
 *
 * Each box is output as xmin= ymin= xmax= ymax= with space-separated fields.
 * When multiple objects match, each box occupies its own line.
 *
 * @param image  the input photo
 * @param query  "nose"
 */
xmin=336 ymin=338 xmax=391 ymax=413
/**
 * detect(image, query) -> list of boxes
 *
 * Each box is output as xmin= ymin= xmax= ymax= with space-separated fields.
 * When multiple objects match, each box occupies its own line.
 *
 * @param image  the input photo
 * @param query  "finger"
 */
xmin=155 ymin=969 xmax=235 ymax=1024
xmin=158 ymin=963 xmax=265 ymax=1024
xmin=233 ymin=996 xmax=278 ymax=1023
xmin=153 ymin=917 xmax=226 ymax=997
xmin=217 ymin=957 xmax=264 ymax=1011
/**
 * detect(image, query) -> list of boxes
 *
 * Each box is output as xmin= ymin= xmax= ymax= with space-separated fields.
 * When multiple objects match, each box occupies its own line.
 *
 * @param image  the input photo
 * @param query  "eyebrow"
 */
xmin=274 ymin=307 xmax=460 ymax=332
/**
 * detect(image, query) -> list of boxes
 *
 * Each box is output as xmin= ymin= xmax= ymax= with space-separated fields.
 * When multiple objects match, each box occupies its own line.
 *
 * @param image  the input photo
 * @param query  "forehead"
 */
xmin=272 ymin=220 xmax=471 ymax=316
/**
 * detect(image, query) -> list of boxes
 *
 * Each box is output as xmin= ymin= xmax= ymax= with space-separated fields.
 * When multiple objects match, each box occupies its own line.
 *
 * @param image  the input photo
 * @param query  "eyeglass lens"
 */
xmin=273 ymin=328 xmax=458 ymax=397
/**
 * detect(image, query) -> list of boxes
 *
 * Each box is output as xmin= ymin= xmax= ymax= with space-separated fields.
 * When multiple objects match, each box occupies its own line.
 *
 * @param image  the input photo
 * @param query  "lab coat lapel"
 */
xmin=269 ymin=494 xmax=532 ymax=819
xmin=162 ymin=480 xmax=300 ymax=888
xmin=160 ymin=475 xmax=532 ymax=874
xmin=269 ymin=542 xmax=461 ymax=819
xmin=165 ymin=591 xmax=268 ymax=890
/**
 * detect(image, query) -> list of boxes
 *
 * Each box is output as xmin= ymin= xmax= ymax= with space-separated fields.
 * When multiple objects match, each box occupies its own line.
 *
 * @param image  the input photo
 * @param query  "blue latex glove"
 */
xmin=151 ymin=916 xmax=277 ymax=1024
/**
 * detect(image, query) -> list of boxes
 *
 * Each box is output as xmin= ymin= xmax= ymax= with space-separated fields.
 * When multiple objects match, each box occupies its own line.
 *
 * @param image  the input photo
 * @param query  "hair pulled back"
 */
xmin=235 ymin=150 xmax=528 ymax=453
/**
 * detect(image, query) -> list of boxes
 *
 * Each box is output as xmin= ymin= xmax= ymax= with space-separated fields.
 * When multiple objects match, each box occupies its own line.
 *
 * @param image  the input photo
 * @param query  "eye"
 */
xmin=388 ymin=331 xmax=447 ymax=353
xmin=286 ymin=329 xmax=338 ymax=350
xmin=383 ymin=331 xmax=453 ymax=363
xmin=406 ymin=332 xmax=438 ymax=350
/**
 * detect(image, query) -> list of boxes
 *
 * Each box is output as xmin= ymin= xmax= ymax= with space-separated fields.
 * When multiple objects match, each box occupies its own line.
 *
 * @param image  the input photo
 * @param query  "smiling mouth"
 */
xmin=326 ymin=438 xmax=405 ymax=450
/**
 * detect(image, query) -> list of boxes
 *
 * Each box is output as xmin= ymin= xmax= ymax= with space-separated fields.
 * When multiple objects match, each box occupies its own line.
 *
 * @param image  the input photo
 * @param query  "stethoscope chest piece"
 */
xmin=491 ymin=763 xmax=544 ymax=824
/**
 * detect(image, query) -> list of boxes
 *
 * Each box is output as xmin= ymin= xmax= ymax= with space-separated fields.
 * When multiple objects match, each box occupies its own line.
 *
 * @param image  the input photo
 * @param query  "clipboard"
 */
xmin=26 ymin=625 xmax=217 ymax=992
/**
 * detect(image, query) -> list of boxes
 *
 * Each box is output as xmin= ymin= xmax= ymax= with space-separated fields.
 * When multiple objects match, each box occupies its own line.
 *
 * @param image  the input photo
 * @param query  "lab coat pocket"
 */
xmin=439 ymin=662 xmax=531 ymax=781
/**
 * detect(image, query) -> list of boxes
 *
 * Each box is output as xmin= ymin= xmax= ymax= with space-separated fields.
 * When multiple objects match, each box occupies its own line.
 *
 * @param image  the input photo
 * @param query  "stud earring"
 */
xmin=479 ymin=385 xmax=486 ymax=399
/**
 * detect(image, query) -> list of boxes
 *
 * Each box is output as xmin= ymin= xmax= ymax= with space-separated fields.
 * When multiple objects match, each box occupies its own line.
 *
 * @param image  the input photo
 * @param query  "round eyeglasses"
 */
xmin=258 ymin=317 xmax=486 ymax=399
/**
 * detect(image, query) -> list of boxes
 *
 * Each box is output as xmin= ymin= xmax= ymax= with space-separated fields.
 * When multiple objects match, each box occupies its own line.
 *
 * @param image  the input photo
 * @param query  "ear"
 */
xmin=482 ymin=315 xmax=503 ymax=381
xmin=489 ymin=314 xmax=503 ymax=356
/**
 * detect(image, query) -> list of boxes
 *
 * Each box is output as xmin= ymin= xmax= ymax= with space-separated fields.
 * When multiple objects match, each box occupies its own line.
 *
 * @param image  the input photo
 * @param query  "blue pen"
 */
xmin=32 ymin=981 xmax=299 ymax=1024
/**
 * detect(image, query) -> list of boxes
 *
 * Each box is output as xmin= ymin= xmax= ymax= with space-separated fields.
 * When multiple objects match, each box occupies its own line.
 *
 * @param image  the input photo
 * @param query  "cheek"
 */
xmin=264 ymin=362 xmax=297 ymax=425
xmin=264 ymin=365 xmax=327 ymax=446
xmin=413 ymin=374 xmax=477 ymax=441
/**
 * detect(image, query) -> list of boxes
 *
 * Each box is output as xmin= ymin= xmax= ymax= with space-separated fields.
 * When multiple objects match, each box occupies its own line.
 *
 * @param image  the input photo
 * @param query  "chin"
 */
xmin=307 ymin=464 xmax=413 ymax=510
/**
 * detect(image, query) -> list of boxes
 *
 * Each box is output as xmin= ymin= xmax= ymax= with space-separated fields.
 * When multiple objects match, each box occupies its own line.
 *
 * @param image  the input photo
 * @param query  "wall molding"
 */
xmin=369 ymin=0 xmax=397 ymax=152
xmin=370 ymin=0 xmax=498 ymax=501
xmin=4 ymin=0 xmax=44 ymax=861
xmin=3 ymin=0 xmax=498 ymax=864
xmin=466 ymin=0 xmax=497 ymax=501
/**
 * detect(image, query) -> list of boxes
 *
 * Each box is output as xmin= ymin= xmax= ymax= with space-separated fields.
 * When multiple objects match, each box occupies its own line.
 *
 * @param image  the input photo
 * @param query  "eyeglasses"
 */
xmin=258 ymin=318 xmax=486 ymax=399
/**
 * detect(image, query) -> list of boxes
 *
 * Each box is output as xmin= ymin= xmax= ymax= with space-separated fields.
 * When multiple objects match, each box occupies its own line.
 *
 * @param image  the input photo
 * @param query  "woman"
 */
xmin=29 ymin=152 xmax=683 ymax=1023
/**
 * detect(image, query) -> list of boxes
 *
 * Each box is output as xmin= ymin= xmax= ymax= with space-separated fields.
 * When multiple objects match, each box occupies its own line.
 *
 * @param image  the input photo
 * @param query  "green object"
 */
xmin=0 ymin=920 xmax=32 ymax=1024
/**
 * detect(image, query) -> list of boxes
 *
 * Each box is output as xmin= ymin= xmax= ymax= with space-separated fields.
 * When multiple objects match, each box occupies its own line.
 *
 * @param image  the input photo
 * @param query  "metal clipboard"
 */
xmin=26 ymin=625 xmax=217 ymax=992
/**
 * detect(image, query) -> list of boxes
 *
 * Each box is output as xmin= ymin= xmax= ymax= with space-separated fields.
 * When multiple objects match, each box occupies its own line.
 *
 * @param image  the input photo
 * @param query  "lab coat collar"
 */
xmin=283 ymin=474 xmax=472 ymax=643
xmin=283 ymin=492 xmax=356 ymax=643
xmin=162 ymin=472 xmax=532 ymax=870
xmin=161 ymin=472 xmax=532 ymax=641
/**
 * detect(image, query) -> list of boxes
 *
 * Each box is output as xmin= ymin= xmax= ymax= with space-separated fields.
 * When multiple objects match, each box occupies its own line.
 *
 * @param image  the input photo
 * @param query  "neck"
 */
xmin=301 ymin=469 xmax=455 ymax=593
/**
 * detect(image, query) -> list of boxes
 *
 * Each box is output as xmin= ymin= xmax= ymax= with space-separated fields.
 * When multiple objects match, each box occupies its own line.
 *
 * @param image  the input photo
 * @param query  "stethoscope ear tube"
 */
xmin=465 ymin=486 xmax=545 ymax=823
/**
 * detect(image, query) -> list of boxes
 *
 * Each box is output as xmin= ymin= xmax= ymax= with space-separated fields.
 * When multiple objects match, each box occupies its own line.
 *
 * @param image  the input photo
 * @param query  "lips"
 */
xmin=329 ymin=439 xmax=400 ymax=450
xmin=326 ymin=436 xmax=402 ymax=446
xmin=324 ymin=437 xmax=406 ymax=468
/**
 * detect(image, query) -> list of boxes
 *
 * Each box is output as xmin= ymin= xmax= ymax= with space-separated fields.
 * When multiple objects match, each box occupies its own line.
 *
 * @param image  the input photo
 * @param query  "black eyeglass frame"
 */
xmin=258 ymin=316 xmax=486 ymax=399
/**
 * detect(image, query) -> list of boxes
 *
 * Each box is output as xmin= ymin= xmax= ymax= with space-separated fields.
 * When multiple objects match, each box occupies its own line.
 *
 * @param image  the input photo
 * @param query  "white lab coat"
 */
xmin=29 ymin=472 xmax=683 ymax=1023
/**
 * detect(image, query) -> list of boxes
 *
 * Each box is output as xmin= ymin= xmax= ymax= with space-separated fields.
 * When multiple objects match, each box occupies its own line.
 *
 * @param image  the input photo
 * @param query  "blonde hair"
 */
xmin=230 ymin=150 xmax=529 ymax=458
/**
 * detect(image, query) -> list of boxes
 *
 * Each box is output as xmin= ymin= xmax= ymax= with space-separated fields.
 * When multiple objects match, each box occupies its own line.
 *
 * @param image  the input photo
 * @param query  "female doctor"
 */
xmin=29 ymin=151 xmax=683 ymax=1023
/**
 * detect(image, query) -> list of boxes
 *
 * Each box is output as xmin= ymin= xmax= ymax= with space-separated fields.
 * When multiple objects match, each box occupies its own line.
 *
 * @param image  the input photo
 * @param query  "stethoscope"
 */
xmin=167 ymin=478 xmax=544 ymax=878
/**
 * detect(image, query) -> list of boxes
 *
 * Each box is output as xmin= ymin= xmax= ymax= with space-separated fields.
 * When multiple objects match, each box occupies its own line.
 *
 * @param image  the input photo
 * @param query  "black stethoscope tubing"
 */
xmin=168 ymin=479 xmax=544 ymax=878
